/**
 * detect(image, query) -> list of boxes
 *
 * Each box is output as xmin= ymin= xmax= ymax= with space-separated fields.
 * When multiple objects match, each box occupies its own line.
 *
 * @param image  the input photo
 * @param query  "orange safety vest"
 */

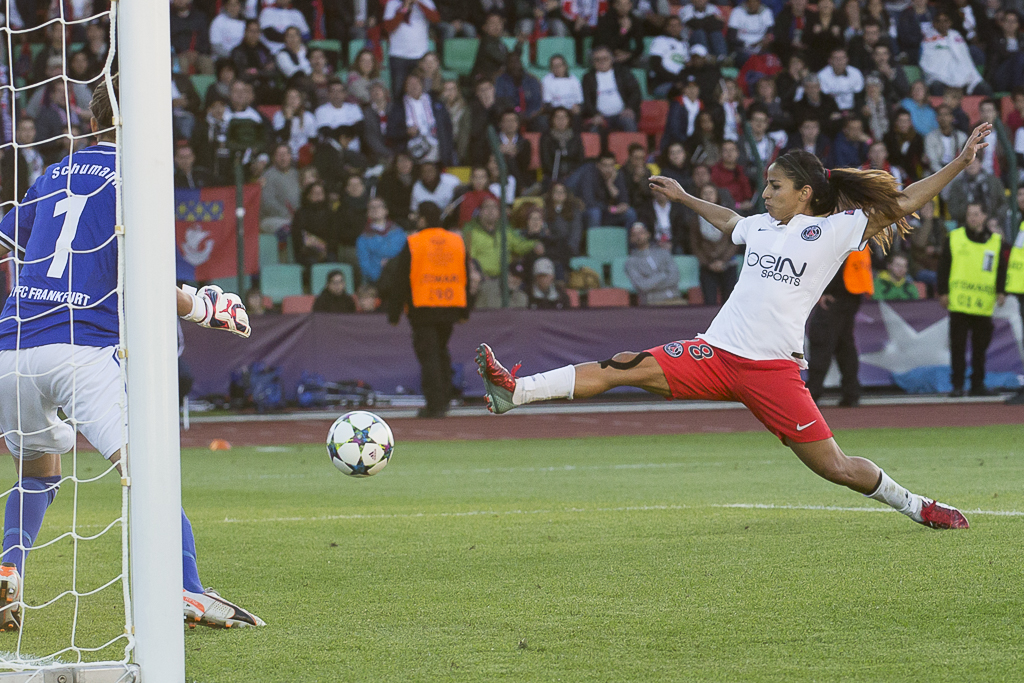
xmin=843 ymin=245 xmax=874 ymax=295
xmin=408 ymin=227 xmax=468 ymax=309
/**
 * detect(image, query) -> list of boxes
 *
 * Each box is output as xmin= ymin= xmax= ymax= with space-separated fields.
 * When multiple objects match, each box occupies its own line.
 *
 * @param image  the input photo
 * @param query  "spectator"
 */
xmin=830 ymin=117 xmax=870 ymax=168
xmin=463 ymin=196 xmax=538 ymax=306
xmin=680 ymin=0 xmax=727 ymax=59
xmin=313 ymin=269 xmax=358 ymax=312
xmin=864 ymin=0 xmax=892 ymax=37
xmin=920 ymin=10 xmax=991 ymax=95
xmin=313 ymin=125 xmax=368 ymax=193
xmin=924 ymin=104 xmax=968 ymax=178
xmin=260 ymin=143 xmax=301 ymax=235
xmin=884 ymin=108 xmax=926 ymax=181
xmin=522 ymin=207 xmax=571 ymax=279
xmin=776 ymin=52 xmax=810 ymax=104
xmin=259 ymin=0 xmax=310 ymax=55
xmin=171 ymin=73 xmax=202 ymax=141
xmin=657 ymin=142 xmax=691 ymax=188
xmin=636 ymin=187 xmax=689 ymax=253
xmin=862 ymin=140 xmax=906 ymax=189
xmin=647 ymin=16 xmax=689 ymax=97
xmin=711 ymin=140 xmax=753 ymax=212
xmin=662 ymin=77 xmax=704 ymax=150
xmin=410 ymin=161 xmax=461 ymax=214
xmin=805 ymin=0 xmax=843 ymax=70
xmin=356 ymin=284 xmax=381 ymax=312
xmin=860 ymin=74 xmax=890 ymax=141
xmin=35 ymin=81 xmax=81 ymax=165
xmin=989 ymin=10 xmax=1024 ymax=91
xmin=527 ymin=257 xmax=571 ymax=309
xmin=291 ymin=181 xmax=337 ymax=264
xmin=727 ymin=0 xmax=775 ymax=67
xmin=581 ymin=46 xmax=641 ymax=133
xmin=415 ymin=51 xmax=445 ymax=98
xmin=939 ymin=202 xmax=1009 ymax=396
xmin=790 ymin=74 xmax=842 ymax=137
xmin=817 ymin=47 xmax=864 ymax=112
xmin=896 ymin=0 xmax=933 ymax=64
xmin=433 ymin=82 xmax=468 ymax=165
xmin=456 ymin=166 xmax=500 ymax=225
xmin=0 ymin=118 xmax=43 ymax=204
xmin=307 ymin=48 xmax=334 ymax=104
xmin=469 ymin=79 xmax=501 ymax=165
xmin=869 ymin=43 xmax=910 ymax=105
xmin=516 ymin=0 xmax=572 ymax=38
xmin=338 ymin=174 xmax=371 ymax=266
xmin=621 ymin=142 xmax=652 ymax=206
xmin=947 ymin=157 xmax=1007 ymax=226
xmin=190 ymin=96 xmax=232 ymax=183
xmin=941 ymin=87 xmax=972 ymax=134
xmin=225 ymin=78 xmax=272 ymax=138
xmin=473 ymin=12 xmax=514 ymax=83
xmin=209 ymin=0 xmax=247 ymax=59
xmin=496 ymin=53 xmax=545 ymax=133
xmin=275 ymin=26 xmax=311 ymax=83
xmin=565 ymin=151 xmax=638 ymax=229
xmin=752 ymin=76 xmax=791 ymax=132
xmin=173 ymin=142 xmax=212 ymax=189
xmin=625 ymin=222 xmax=681 ymax=305
xmin=873 ymin=254 xmax=919 ymax=300
xmin=171 ymin=0 xmax=213 ymax=74
xmin=381 ymin=0 xmax=439 ymax=98
xmin=435 ymin=0 xmax=481 ymax=38
xmin=680 ymin=44 xmax=722 ymax=104
xmin=848 ymin=19 xmax=891 ymax=73
xmin=493 ymin=109 xmax=533 ymax=194
xmin=231 ymin=20 xmax=278 ymax=103
xmin=245 ymin=288 xmax=268 ymax=316
xmin=362 ymin=82 xmax=393 ymax=164
xmin=378 ymin=151 xmax=418 ymax=226
xmin=540 ymin=106 xmax=585 ymax=185
xmin=710 ymin=77 xmax=745 ymax=142
xmin=688 ymin=184 xmax=739 ymax=305
xmin=908 ymin=199 xmax=943 ymax=292
xmin=315 ymin=78 xmax=365 ymax=137
xmin=563 ymin=0 xmax=601 ymax=41
xmin=741 ymin=105 xmax=784 ymax=182
xmin=387 ymin=73 xmax=456 ymax=165
xmin=773 ymin=0 xmax=816 ymax=64
xmin=346 ymin=49 xmax=384 ymax=106
xmin=785 ymin=118 xmax=831 ymax=161
xmin=544 ymin=181 xmax=586 ymax=256
xmin=273 ymin=86 xmax=318 ymax=158
xmin=206 ymin=59 xmax=239 ymax=109
xmin=541 ymin=54 xmax=585 ymax=117
xmin=594 ymin=0 xmax=645 ymax=66
xmin=383 ymin=202 xmax=472 ymax=418
xmin=357 ymin=197 xmax=408 ymax=284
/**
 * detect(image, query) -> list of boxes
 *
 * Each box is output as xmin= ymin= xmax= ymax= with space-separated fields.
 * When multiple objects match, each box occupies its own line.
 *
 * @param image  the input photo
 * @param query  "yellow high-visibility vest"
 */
xmin=948 ymin=227 xmax=1000 ymax=316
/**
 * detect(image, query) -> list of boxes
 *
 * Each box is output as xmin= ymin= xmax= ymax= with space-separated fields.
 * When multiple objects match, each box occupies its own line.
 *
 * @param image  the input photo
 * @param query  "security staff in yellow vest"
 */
xmin=806 ymin=245 xmax=874 ymax=407
xmin=938 ymin=202 xmax=1010 ymax=397
xmin=384 ymin=202 xmax=474 ymax=418
xmin=1005 ymin=220 xmax=1024 ymax=404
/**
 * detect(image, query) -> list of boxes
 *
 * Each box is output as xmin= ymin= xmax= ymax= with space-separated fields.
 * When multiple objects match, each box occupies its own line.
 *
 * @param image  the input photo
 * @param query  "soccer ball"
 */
xmin=327 ymin=411 xmax=395 ymax=477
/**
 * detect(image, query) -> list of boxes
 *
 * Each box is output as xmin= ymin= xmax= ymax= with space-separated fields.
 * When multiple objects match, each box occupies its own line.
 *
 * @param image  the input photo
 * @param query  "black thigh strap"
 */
xmin=599 ymin=351 xmax=652 ymax=370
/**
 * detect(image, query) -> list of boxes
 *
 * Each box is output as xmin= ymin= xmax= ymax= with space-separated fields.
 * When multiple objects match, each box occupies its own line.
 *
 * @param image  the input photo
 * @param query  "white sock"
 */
xmin=512 ymin=366 xmax=576 ymax=405
xmin=866 ymin=470 xmax=925 ymax=521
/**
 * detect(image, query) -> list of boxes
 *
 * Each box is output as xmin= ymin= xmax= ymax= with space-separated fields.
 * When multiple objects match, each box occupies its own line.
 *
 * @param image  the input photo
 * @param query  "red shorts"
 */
xmin=647 ymin=339 xmax=833 ymax=444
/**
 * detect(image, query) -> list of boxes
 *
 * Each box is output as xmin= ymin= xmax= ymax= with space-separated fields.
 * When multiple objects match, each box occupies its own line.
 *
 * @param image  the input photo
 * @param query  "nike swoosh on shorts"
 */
xmin=796 ymin=421 xmax=817 ymax=431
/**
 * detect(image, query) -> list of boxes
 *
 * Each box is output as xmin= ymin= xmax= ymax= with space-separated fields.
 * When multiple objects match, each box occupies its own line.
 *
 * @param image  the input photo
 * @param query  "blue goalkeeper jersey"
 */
xmin=0 ymin=142 xmax=119 ymax=350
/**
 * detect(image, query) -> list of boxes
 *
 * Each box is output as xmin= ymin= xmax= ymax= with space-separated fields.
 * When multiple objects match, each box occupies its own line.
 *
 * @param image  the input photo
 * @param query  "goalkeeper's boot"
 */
xmin=916 ymin=500 xmax=970 ymax=530
xmin=476 ymin=344 xmax=520 ymax=415
xmin=0 ymin=563 xmax=22 ymax=632
xmin=183 ymin=588 xmax=266 ymax=629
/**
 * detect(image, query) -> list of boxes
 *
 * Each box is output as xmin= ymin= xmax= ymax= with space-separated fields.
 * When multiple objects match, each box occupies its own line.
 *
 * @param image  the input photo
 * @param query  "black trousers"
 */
xmin=949 ymin=311 xmax=994 ymax=391
xmin=412 ymin=322 xmax=454 ymax=414
xmin=806 ymin=293 xmax=862 ymax=402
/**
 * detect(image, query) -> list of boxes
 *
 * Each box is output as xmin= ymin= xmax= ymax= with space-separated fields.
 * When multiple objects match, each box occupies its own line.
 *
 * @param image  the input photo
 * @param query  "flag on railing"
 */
xmin=175 ymin=185 xmax=261 ymax=283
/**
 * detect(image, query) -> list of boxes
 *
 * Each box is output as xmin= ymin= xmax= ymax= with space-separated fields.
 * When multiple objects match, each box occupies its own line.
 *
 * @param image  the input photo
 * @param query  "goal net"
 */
xmin=0 ymin=0 xmax=177 ymax=678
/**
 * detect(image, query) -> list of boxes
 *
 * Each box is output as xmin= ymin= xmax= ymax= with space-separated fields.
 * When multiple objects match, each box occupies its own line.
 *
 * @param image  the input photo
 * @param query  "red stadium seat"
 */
xmin=281 ymin=295 xmax=315 ymax=314
xmin=257 ymin=104 xmax=281 ymax=120
xmin=960 ymin=95 xmax=982 ymax=124
xmin=687 ymin=287 xmax=704 ymax=305
xmin=523 ymin=131 xmax=541 ymax=170
xmin=587 ymin=287 xmax=630 ymax=308
xmin=566 ymin=288 xmax=580 ymax=308
xmin=1001 ymin=95 xmax=1015 ymax=123
xmin=915 ymin=281 xmax=927 ymax=299
xmin=607 ymin=132 xmax=647 ymax=164
xmin=581 ymin=132 xmax=601 ymax=158
xmin=639 ymin=100 xmax=669 ymax=137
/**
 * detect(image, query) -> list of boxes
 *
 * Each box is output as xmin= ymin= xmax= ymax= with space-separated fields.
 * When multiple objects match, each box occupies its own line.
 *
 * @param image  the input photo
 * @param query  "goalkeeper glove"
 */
xmin=181 ymin=285 xmax=251 ymax=339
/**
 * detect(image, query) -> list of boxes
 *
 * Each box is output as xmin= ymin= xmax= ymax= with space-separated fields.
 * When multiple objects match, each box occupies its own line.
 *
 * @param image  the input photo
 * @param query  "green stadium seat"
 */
xmin=501 ymin=37 xmax=531 ymax=67
xmin=903 ymin=65 xmax=922 ymax=84
xmin=443 ymin=37 xmax=479 ymax=76
xmin=308 ymin=39 xmax=341 ymax=54
xmin=348 ymin=38 xmax=366 ymax=64
xmin=632 ymin=68 xmax=649 ymax=99
xmin=720 ymin=67 xmax=739 ymax=80
xmin=311 ymin=262 xmax=355 ymax=296
xmin=610 ymin=256 xmax=635 ymax=292
xmin=206 ymin=276 xmax=243 ymax=292
xmin=582 ymin=36 xmax=593 ymax=65
xmin=259 ymin=234 xmax=279 ymax=267
xmin=190 ymin=74 xmax=217 ymax=102
xmin=69 ymin=42 xmax=84 ymax=54
xmin=674 ymin=255 xmax=701 ymax=291
xmin=586 ymin=226 xmax=629 ymax=260
xmin=261 ymin=263 xmax=304 ymax=302
xmin=535 ymin=36 xmax=576 ymax=67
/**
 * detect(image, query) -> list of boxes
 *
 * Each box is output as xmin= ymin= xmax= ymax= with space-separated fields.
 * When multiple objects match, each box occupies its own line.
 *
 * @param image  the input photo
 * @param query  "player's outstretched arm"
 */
xmin=178 ymin=285 xmax=251 ymax=338
xmin=865 ymin=122 xmax=991 ymax=237
xmin=649 ymin=176 xmax=742 ymax=237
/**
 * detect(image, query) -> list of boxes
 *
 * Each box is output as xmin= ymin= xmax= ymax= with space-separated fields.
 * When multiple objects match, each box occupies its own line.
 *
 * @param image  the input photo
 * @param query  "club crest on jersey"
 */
xmin=663 ymin=342 xmax=684 ymax=358
xmin=801 ymin=225 xmax=821 ymax=241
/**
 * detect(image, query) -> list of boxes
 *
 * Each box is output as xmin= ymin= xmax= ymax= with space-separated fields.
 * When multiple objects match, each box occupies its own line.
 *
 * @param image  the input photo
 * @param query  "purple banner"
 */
xmin=180 ymin=301 xmax=1024 ymax=399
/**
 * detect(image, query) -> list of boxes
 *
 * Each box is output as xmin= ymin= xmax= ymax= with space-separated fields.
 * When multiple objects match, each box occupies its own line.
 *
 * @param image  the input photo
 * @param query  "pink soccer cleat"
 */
xmin=917 ymin=500 xmax=970 ymax=529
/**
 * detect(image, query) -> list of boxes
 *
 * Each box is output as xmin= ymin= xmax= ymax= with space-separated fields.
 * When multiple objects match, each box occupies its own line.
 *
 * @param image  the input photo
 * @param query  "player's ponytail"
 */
xmin=774 ymin=150 xmax=911 ymax=250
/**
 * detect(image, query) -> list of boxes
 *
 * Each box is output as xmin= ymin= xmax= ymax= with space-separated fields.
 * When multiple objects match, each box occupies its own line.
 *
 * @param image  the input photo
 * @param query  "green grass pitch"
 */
xmin=6 ymin=424 xmax=1024 ymax=681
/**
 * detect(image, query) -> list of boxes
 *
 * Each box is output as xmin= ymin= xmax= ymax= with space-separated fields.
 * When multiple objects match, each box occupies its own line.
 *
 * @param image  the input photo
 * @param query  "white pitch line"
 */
xmin=220 ymin=503 xmax=1024 ymax=525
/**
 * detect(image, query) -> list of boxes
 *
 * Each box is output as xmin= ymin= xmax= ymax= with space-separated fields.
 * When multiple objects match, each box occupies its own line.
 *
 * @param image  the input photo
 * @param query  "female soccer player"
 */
xmin=477 ymin=123 xmax=996 ymax=531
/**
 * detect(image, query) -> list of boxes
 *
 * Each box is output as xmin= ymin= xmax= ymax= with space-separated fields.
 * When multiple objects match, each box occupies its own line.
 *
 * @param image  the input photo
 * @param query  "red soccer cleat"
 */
xmin=917 ymin=500 xmax=970 ymax=529
xmin=475 ymin=344 xmax=520 ymax=414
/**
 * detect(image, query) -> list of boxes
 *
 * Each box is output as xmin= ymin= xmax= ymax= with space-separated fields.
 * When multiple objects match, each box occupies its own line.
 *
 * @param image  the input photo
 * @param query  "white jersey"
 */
xmin=699 ymin=209 xmax=868 ymax=366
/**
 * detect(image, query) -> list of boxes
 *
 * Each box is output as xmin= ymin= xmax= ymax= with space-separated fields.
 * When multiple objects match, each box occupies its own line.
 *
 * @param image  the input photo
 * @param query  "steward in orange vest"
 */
xmin=806 ymin=244 xmax=874 ymax=407
xmin=382 ymin=202 xmax=474 ymax=419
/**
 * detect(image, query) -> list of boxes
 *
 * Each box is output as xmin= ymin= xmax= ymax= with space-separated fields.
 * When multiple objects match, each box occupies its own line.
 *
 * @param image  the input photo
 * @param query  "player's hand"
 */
xmin=185 ymin=285 xmax=251 ymax=338
xmin=649 ymin=176 xmax=689 ymax=204
xmin=957 ymin=122 xmax=991 ymax=167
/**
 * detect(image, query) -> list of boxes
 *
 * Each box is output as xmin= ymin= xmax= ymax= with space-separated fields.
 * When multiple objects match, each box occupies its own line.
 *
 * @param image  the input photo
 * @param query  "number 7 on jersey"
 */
xmin=47 ymin=194 xmax=89 ymax=279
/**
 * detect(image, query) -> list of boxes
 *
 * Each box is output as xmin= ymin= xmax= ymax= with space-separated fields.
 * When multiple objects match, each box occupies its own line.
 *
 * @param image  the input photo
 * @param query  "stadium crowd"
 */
xmin=0 ymin=0 xmax=1023 ymax=312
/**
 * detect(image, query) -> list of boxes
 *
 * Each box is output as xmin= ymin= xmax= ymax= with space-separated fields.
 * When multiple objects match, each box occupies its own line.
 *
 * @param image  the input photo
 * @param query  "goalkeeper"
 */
xmin=0 ymin=77 xmax=262 ymax=632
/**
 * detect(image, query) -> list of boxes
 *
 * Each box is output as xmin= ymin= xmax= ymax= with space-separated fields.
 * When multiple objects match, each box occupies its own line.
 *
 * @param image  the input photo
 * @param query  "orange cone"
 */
xmin=209 ymin=439 xmax=232 ymax=451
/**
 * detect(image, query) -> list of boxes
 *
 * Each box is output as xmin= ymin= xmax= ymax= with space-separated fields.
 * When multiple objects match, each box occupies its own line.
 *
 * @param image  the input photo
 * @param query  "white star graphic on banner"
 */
xmin=859 ymin=302 xmax=950 ymax=376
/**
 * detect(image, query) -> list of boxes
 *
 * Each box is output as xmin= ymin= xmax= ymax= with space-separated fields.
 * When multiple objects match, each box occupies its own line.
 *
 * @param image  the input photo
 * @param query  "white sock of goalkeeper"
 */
xmin=866 ymin=470 xmax=924 ymax=520
xmin=512 ymin=366 xmax=576 ymax=405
